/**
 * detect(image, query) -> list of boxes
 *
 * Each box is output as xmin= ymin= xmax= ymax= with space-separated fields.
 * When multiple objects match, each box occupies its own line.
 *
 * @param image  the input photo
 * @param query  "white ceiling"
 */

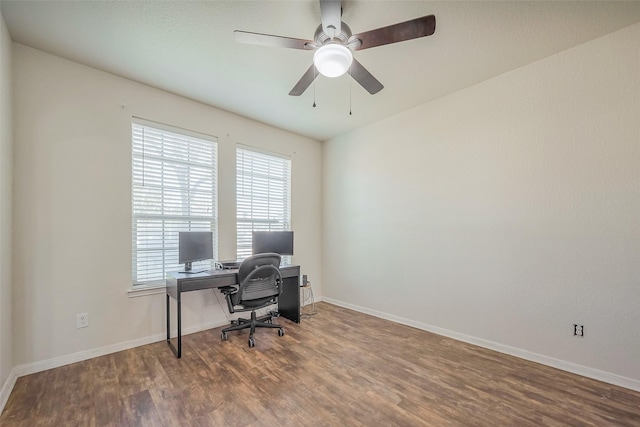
xmin=2 ymin=1 xmax=640 ymax=141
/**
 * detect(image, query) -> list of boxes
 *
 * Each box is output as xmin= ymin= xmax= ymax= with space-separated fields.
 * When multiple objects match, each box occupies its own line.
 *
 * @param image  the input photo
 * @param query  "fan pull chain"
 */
xmin=349 ymin=64 xmax=352 ymax=115
xmin=313 ymin=67 xmax=317 ymax=108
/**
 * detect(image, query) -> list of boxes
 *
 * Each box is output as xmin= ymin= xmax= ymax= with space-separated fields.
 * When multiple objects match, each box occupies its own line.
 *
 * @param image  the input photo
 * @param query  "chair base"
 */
xmin=221 ymin=311 xmax=284 ymax=347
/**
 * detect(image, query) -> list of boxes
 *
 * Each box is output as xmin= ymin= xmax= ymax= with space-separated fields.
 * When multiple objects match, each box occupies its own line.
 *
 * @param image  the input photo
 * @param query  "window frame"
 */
xmin=131 ymin=118 xmax=218 ymax=287
xmin=236 ymin=144 xmax=292 ymax=261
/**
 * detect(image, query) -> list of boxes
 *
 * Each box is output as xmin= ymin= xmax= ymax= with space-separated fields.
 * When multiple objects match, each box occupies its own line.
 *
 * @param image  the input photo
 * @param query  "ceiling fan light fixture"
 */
xmin=313 ymin=44 xmax=353 ymax=78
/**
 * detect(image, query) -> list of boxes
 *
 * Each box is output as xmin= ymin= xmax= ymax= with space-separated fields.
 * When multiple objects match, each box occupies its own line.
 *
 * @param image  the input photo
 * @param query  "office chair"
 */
xmin=219 ymin=252 xmax=285 ymax=347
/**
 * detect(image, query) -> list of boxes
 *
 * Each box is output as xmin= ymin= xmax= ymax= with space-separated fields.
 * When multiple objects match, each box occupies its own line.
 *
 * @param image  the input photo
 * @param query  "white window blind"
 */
xmin=236 ymin=145 xmax=291 ymax=260
xmin=132 ymin=120 xmax=217 ymax=286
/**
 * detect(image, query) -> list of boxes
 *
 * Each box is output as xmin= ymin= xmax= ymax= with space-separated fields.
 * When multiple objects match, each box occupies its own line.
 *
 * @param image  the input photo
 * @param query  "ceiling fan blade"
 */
xmin=350 ymin=14 xmax=436 ymax=51
xmin=320 ymin=0 xmax=342 ymax=39
xmin=348 ymin=59 xmax=383 ymax=95
xmin=234 ymin=30 xmax=316 ymax=50
xmin=289 ymin=65 xmax=319 ymax=96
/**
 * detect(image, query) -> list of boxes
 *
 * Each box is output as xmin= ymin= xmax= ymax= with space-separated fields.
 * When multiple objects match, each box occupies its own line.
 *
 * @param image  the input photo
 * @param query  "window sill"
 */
xmin=127 ymin=284 xmax=166 ymax=298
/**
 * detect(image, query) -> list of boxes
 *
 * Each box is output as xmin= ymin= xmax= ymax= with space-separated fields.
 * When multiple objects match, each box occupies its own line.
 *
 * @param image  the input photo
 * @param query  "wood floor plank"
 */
xmin=2 ymin=302 xmax=639 ymax=426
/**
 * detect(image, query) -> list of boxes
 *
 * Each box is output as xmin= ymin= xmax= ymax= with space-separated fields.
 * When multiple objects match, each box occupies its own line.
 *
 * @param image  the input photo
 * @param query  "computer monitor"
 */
xmin=252 ymin=231 xmax=294 ymax=256
xmin=178 ymin=231 xmax=213 ymax=273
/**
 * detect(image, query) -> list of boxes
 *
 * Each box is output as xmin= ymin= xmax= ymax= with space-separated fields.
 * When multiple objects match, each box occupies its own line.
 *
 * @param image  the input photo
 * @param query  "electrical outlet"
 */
xmin=573 ymin=324 xmax=584 ymax=337
xmin=76 ymin=313 xmax=89 ymax=329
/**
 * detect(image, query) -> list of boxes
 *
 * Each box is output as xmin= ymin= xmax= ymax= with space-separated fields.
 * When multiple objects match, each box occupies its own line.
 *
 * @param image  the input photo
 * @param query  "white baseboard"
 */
xmin=1 ymin=319 xmax=229 ymax=415
xmin=15 ymin=320 xmax=228 ymax=377
xmin=0 ymin=368 xmax=18 ymax=416
xmin=322 ymin=297 xmax=640 ymax=393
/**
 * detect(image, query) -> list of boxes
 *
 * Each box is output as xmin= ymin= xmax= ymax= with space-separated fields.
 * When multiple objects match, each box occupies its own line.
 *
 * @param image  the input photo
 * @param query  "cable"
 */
xmin=213 ymin=288 xmax=237 ymax=323
xmin=300 ymin=281 xmax=317 ymax=318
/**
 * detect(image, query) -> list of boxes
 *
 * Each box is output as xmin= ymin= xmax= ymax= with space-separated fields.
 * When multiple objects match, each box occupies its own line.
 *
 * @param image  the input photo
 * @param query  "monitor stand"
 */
xmin=180 ymin=262 xmax=207 ymax=274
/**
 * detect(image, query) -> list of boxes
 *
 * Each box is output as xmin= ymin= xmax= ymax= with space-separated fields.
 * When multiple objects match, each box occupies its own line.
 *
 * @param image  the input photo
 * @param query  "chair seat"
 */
xmin=237 ymin=296 xmax=276 ymax=310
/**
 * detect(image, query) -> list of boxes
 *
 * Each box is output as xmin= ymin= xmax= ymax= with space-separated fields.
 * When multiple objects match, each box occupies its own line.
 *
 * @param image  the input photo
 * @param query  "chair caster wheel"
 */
xmin=248 ymin=337 xmax=256 ymax=347
xmin=278 ymin=328 xmax=285 ymax=337
xmin=221 ymin=331 xmax=228 ymax=341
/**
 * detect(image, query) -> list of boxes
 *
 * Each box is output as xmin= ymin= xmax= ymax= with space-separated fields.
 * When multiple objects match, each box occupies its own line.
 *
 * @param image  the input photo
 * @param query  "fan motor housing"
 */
xmin=314 ymin=22 xmax=352 ymax=46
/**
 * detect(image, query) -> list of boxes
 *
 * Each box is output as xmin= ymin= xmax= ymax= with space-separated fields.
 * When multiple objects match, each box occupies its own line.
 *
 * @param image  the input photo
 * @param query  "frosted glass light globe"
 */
xmin=313 ymin=44 xmax=353 ymax=78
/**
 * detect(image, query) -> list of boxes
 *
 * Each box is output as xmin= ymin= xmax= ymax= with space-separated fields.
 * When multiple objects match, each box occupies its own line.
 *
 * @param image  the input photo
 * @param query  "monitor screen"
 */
xmin=179 ymin=231 xmax=213 ymax=265
xmin=252 ymin=231 xmax=294 ymax=256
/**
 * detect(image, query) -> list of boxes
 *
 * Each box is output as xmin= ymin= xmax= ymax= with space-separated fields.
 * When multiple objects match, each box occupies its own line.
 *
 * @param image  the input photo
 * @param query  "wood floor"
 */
xmin=2 ymin=302 xmax=640 ymax=426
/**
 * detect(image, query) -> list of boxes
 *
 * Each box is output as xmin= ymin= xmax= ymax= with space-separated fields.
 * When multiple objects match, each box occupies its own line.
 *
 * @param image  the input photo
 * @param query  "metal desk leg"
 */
xmin=166 ymin=294 xmax=170 ymax=342
xmin=166 ymin=294 xmax=182 ymax=358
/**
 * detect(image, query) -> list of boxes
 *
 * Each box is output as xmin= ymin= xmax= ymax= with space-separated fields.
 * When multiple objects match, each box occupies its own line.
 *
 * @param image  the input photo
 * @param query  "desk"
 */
xmin=166 ymin=265 xmax=300 ymax=358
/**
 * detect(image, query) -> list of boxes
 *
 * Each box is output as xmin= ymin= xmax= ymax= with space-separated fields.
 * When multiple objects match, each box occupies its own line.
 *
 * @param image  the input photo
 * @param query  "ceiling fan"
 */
xmin=234 ymin=0 xmax=436 ymax=96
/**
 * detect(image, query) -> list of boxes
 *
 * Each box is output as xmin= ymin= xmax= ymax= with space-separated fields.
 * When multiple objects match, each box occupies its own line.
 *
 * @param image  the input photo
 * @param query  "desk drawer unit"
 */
xmin=180 ymin=275 xmax=236 ymax=292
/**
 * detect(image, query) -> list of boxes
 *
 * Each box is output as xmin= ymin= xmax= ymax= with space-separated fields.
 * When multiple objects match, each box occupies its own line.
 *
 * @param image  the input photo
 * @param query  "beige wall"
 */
xmin=323 ymin=23 xmax=640 ymax=389
xmin=11 ymin=44 xmax=322 ymax=367
xmin=0 ymin=10 xmax=14 ymax=391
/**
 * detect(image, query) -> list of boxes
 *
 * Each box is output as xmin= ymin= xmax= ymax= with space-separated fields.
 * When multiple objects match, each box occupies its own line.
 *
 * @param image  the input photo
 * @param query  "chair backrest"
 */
xmin=236 ymin=252 xmax=282 ymax=303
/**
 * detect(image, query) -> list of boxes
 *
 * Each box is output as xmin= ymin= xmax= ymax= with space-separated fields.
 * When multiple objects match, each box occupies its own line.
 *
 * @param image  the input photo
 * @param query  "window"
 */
xmin=132 ymin=119 xmax=217 ymax=286
xmin=236 ymin=145 xmax=291 ymax=260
